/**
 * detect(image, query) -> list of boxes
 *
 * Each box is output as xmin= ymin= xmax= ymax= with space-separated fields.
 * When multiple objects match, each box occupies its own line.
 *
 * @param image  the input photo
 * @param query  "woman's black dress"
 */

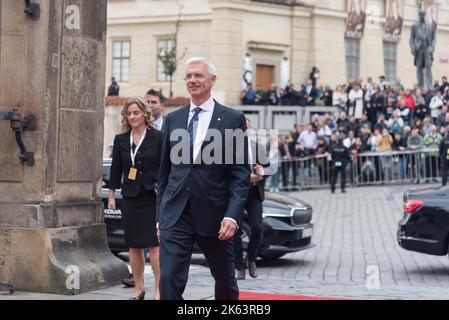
xmin=109 ymin=129 xmax=162 ymax=249
xmin=123 ymin=186 xmax=158 ymax=248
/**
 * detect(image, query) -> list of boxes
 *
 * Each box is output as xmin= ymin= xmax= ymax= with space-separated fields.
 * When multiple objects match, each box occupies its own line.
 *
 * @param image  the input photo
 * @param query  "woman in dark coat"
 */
xmin=108 ymin=97 xmax=162 ymax=300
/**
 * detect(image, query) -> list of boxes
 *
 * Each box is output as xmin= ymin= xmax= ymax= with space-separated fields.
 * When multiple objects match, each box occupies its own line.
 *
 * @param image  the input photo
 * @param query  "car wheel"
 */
xmin=259 ymin=253 xmax=286 ymax=261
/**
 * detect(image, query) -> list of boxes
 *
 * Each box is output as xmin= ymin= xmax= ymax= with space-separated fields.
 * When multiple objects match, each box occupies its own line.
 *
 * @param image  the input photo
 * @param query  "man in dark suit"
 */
xmin=145 ymin=89 xmax=166 ymax=131
xmin=234 ymin=118 xmax=269 ymax=280
xmin=156 ymin=57 xmax=250 ymax=300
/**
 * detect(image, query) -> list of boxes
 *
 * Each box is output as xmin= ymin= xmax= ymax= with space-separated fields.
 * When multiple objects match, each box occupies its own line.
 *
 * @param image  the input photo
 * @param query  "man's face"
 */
xmin=185 ymin=62 xmax=216 ymax=100
xmin=419 ymin=10 xmax=425 ymax=22
xmin=145 ymin=94 xmax=165 ymax=119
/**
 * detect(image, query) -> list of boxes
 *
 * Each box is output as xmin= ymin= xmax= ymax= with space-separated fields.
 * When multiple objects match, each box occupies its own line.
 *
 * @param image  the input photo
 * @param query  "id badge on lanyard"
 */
xmin=129 ymin=129 xmax=146 ymax=181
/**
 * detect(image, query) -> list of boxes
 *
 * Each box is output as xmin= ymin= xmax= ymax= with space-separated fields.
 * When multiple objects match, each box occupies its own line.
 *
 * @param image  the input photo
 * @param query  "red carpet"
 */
xmin=239 ymin=291 xmax=350 ymax=300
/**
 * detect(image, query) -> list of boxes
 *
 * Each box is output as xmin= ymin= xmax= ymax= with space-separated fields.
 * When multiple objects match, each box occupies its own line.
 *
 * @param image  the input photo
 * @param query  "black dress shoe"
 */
xmin=122 ymin=274 xmax=135 ymax=288
xmin=236 ymin=268 xmax=246 ymax=280
xmin=248 ymin=261 xmax=258 ymax=278
xmin=129 ymin=291 xmax=145 ymax=300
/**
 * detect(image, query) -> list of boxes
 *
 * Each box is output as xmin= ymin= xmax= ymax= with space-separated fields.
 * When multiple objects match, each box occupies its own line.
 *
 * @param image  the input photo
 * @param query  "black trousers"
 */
xmin=331 ymin=163 xmax=347 ymax=192
xmin=281 ymin=161 xmax=297 ymax=187
xmin=234 ymin=188 xmax=263 ymax=270
xmin=425 ymin=156 xmax=438 ymax=178
xmin=443 ymin=159 xmax=449 ymax=186
xmin=159 ymin=204 xmax=238 ymax=300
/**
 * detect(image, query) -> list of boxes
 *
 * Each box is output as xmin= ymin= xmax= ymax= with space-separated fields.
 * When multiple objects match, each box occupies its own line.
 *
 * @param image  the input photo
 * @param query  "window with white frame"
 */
xmin=157 ymin=39 xmax=176 ymax=82
xmin=384 ymin=42 xmax=397 ymax=83
xmin=112 ymin=40 xmax=130 ymax=82
xmin=345 ymin=38 xmax=360 ymax=82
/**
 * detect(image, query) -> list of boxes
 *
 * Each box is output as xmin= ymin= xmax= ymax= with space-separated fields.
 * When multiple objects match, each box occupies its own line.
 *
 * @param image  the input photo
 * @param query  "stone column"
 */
xmin=0 ymin=0 xmax=128 ymax=294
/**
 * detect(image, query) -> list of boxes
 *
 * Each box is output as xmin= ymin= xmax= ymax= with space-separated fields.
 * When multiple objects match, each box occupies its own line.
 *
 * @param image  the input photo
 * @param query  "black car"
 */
xmin=102 ymin=159 xmax=315 ymax=260
xmin=397 ymin=186 xmax=449 ymax=256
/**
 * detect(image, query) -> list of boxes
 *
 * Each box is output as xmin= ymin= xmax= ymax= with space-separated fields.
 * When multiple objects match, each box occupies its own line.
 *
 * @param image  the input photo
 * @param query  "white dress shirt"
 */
xmin=188 ymin=97 xmax=239 ymax=229
xmin=188 ymin=96 xmax=215 ymax=161
xmin=154 ymin=117 xmax=164 ymax=131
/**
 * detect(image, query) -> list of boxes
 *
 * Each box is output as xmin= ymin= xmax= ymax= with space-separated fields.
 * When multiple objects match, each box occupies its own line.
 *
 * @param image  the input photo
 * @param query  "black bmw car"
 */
xmin=102 ymin=159 xmax=315 ymax=260
xmin=397 ymin=186 xmax=449 ymax=256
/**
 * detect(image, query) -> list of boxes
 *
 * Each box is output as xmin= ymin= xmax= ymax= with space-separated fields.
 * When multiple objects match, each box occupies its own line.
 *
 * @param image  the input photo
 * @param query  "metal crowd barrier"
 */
xmin=268 ymin=149 xmax=443 ymax=191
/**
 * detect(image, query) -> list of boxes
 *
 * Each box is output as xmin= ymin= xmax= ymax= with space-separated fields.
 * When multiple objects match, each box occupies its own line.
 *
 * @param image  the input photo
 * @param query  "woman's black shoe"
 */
xmin=129 ymin=291 xmax=145 ymax=300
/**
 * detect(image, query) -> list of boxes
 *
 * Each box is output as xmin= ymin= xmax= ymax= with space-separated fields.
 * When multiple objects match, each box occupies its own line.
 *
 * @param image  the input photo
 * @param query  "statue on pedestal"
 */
xmin=409 ymin=9 xmax=436 ymax=89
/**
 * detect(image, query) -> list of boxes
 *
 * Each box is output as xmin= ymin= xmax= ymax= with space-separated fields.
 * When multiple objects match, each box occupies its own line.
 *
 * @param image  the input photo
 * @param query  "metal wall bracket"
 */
xmin=0 ymin=108 xmax=37 ymax=167
xmin=24 ymin=0 xmax=40 ymax=21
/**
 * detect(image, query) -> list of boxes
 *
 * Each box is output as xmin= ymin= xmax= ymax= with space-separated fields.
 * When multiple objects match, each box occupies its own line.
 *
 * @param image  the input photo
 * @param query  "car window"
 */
xmin=102 ymin=162 xmax=123 ymax=189
xmin=103 ymin=164 xmax=111 ymax=188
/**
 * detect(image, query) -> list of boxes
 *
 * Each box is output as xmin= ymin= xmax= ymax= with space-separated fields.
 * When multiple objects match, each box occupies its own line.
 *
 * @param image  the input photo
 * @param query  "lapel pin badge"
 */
xmin=218 ymin=118 xmax=221 ymax=121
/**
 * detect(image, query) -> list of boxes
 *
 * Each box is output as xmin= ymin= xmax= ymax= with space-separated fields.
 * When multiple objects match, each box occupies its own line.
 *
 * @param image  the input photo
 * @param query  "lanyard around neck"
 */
xmin=130 ymin=129 xmax=146 ymax=167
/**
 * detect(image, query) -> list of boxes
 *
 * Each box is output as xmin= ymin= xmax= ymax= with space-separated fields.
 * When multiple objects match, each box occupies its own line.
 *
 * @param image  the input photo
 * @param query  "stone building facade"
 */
xmin=106 ymin=0 xmax=449 ymax=105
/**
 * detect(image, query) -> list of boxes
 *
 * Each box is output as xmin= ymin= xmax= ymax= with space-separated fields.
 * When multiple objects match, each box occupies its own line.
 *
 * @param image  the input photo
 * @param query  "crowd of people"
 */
xmin=265 ymin=74 xmax=449 ymax=190
xmin=240 ymin=72 xmax=449 ymax=110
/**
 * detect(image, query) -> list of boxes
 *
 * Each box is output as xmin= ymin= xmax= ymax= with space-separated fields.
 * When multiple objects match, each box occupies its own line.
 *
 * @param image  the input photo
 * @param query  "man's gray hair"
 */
xmin=185 ymin=57 xmax=217 ymax=76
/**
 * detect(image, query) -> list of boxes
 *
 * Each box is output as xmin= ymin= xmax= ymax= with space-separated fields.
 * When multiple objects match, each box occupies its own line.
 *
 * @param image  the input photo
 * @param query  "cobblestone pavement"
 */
xmin=188 ymin=183 xmax=449 ymax=300
xmin=2 ymin=184 xmax=449 ymax=300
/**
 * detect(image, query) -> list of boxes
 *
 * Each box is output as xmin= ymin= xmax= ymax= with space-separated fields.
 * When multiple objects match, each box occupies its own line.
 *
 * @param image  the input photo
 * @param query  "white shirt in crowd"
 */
xmin=332 ymin=91 xmax=348 ymax=106
xmin=429 ymin=95 xmax=444 ymax=119
xmin=298 ymin=130 xmax=318 ymax=150
xmin=398 ymin=107 xmax=410 ymax=119
xmin=369 ymin=134 xmax=379 ymax=152
xmin=343 ymin=137 xmax=356 ymax=149
xmin=364 ymin=82 xmax=374 ymax=102
xmin=154 ymin=117 xmax=164 ymax=131
xmin=348 ymin=89 xmax=364 ymax=119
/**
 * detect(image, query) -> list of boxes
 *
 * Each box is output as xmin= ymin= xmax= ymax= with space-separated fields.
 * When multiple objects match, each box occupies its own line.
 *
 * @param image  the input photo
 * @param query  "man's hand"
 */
xmin=254 ymin=164 xmax=264 ymax=176
xmin=250 ymin=173 xmax=263 ymax=186
xmin=108 ymin=197 xmax=116 ymax=210
xmin=218 ymin=219 xmax=237 ymax=241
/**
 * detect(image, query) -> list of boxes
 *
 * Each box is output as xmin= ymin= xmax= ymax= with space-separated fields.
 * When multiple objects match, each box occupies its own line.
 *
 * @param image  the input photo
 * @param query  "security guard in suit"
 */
xmin=234 ymin=118 xmax=269 ymax=280
xmin=330 ymin=135 xmax=351 ymax=193
xmin=440 ymin=132 xmax=449 ymax=186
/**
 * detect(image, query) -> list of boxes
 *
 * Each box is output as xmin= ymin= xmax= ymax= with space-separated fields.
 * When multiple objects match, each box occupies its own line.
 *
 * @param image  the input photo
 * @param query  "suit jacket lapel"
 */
xmin=173 ymin=105 xmax=191 ymax=130
xmin=207 ymin=101 xmax=226 ymax=131
xmin=139 ymin=129 xmax=155 ymax=152
xmin=201 ymin=101 xmax=226 ymax=149
xmin=120 ymin=132 xmax=132 ymax=153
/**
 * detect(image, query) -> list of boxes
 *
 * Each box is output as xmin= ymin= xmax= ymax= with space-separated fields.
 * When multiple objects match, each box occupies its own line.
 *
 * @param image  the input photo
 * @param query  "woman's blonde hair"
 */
xmin=120 ymin=97 xmax=156 ymax=133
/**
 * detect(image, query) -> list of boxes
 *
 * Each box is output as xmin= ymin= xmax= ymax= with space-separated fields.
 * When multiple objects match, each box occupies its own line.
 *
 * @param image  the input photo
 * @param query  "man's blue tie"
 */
xmin=188 ymin=107 xmax=202 ymax=163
